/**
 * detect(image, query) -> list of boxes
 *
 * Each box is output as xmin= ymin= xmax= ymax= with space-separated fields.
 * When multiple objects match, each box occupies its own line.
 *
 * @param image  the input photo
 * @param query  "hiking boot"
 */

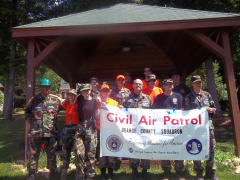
xmin=108 ymin=168 xmax=113 ymax=180
xmin=163 ymin=170 xmax=171 ymax=180
xmin=205 ymin=170 xmax=219 ymax=180
xmin=142 ymin=168 xmax=148 ymax=180
xmin=61 ymin=168 xmax=68 ymax=180
xmin=49 ymin=168 xmax=56 ymax=179
xmin=196 ymin=169 xmax=204 ymax=180
xmin=132 ymin=168 xmax=139 ymax=180
xmin=176 ymin=170 xmax=186 ymax=180
xmin=27 ymin=174 xmax=35 ymax=180
xmin=101 ymin=168 xmax=107 ymax=180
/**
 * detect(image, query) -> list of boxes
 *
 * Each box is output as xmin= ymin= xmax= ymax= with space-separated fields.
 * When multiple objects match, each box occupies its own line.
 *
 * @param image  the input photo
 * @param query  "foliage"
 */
xmin=0 ymin=90 xmax=4 ymax=105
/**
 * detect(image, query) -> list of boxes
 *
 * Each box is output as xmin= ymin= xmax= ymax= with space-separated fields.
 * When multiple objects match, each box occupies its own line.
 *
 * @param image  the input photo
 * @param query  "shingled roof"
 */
xmin=15 ymin=3 xmax=240 ymax=29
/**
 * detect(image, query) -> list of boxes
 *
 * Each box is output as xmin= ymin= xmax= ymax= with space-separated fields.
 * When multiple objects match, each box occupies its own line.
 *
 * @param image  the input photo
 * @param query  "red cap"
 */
xmin=116 ymin=75 xmax=125 ymax=80
xmin=100 ymin=84 xmax=110 ymax=91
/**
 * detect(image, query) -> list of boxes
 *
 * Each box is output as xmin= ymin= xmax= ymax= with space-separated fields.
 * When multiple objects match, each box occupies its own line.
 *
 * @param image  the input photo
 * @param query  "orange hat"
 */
xmin=116 ymin=75 xmax=125 ymax=80
xmin=100 ymin=84 xmax=110 ymax=91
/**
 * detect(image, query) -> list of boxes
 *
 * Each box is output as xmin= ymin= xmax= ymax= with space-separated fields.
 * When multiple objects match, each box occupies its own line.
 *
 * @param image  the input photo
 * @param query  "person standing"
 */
xmin=171 ymin=71 xmax=191 ymax=99
xmin=143 ymin=74 xmax=163 ymax=103
xmin=152 ymin=79 xmax=185 ymax=180
xmin=25 ymin=78 xmax=61 ymax=180
xmin=124 ymin=72 xmax=133 ymax=93
xmin=97 ymin=84 xmax=119 ymax=180
xmin=110 ymin=75 xmax=131 ymax=106
xmin=125 ymin=79 xmax=152 ymax=180
xmin=142 ymin=66 xmax=159 ymax=89
xmin=185 ymin=75 xmax=218 ymax=180
xmin=60 ymin=89 xmax=79 ymax=180
xmin=90 ymin=77 xmax=100 ymax=99
xmin=76 ymin=84 xmax=100 ymax=180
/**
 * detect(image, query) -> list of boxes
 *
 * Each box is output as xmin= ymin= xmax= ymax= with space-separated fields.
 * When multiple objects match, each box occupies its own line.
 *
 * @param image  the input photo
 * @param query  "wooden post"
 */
xmin=221 ymin=31 xmax=240 ymax=156
xmin=25 ymin=39 xmax=35 ymax=165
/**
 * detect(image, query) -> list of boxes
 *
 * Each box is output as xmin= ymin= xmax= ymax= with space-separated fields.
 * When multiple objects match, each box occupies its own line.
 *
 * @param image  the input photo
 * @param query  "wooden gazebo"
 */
xmin=12 ymin=3 xmax=240 ymax=156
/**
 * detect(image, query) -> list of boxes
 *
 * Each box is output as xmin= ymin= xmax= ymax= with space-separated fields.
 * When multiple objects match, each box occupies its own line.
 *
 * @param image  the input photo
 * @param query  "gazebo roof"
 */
xmin=12 ymin=3 xmax=240 ymax=84
xmin=15 ymin=3 xmax=240 ymax=28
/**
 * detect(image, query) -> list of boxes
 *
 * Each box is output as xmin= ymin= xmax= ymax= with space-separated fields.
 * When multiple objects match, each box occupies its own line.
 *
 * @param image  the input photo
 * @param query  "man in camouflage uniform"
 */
xmin=125 ymin=79 xmax=152 ymax=180
xmin=185 ymin=75 xmax=218 ymax=180
xmin=110 ymin=74 xmax=131 ymax=106
xmin=25 ymin=78 xmax=61 ymax=180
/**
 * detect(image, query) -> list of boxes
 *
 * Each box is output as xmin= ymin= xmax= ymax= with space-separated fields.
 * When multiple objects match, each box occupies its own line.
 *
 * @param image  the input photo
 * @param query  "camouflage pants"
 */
xmin=62 ymin=125 xmax=78 ymax=169
xmin=194 ymin=129 xmax=217 ymax=171
xmin=161 ymin=160 xmax=184 ymax=172
xmin=27 ymin=136 xmax=57 ymax=174
xmin=129 ymin=158 xmax=150 ymax=169
xmin=74 ymin=127 xmax=97 ymax=177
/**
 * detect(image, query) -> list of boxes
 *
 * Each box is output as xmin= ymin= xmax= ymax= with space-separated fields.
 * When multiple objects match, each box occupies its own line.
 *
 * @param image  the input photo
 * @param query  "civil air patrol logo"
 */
xmin=186 ymin=139 xmax=202 ymax=155
xmin=106 ymin=135 xmax=123 ymax=152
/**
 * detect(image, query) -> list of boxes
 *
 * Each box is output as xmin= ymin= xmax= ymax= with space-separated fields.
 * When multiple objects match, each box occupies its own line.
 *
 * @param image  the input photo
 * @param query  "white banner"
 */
xmin=100 ymin=106 xmax=209 ymax=160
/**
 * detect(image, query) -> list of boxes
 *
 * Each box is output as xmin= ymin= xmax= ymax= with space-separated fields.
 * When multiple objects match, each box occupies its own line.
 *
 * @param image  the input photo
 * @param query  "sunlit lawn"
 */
xmin=0 ymin=110 xmax=240 ymax=179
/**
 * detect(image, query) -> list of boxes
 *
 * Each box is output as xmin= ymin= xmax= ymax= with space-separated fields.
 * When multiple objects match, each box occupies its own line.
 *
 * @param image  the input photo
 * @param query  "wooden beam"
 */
xmin=33 ymin=39 xmax=61 ymax=68
xmin=25 ymin=38 xmax=35 ymax=165
xmin=221 ymin=31 xmax=240 ymax=156
xmin=185 ymin=30 xmax=225 ymax=59
xmin=26 ymin=39 xmax=35 ymax=102
xmin=12 ymin=17 xmax=240 ymax=38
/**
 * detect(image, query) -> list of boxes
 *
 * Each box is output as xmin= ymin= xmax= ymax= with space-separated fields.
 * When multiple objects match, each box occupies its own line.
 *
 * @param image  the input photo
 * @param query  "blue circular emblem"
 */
xmin=106 ymin=135 xmax=123 ymax=152
xmin=186 ymin=139 xmax=202 ymax=155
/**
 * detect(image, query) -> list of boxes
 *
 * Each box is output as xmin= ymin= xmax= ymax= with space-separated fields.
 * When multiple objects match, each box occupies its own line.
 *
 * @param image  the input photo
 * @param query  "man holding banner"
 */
xmin=153 ymin=78 xmax=185 ymax=180
xmin=125 ymin=79 xmax=152 ymax=180
xmin=185 ymin=75 xmax=218 ymax=180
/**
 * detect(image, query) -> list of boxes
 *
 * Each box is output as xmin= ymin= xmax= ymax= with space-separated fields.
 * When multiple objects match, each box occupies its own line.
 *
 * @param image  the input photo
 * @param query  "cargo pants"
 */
xmin=27 ymin=136 xmax=57 ymax=174
xmin=74 ymin=126 xmax=97 ymax=177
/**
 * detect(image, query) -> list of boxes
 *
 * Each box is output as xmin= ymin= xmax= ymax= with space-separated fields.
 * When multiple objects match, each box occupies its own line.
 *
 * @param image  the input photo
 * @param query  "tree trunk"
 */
xmin=3 ymin=41 xmax=16 ymax=121
xmin=205 ymin=58 xmax=222 ymax=117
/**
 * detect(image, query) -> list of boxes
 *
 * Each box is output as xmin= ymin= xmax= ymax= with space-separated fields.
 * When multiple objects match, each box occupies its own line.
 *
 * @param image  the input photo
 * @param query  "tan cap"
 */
xmin=68 ymin=89 xmax=77 ymax=96
xmin=147 ymin=74 xmax=156 ymax=81
xmin=79 ymin=83 xmax=91 ymax=92
xmin=162 ymin=78 xmax=173 ymax=84
xmin=191 ymin=75 xmax=202 ymax=83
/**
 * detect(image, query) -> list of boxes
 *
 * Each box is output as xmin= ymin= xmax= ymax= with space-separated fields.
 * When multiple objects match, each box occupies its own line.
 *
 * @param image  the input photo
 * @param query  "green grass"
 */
xmin=0 ymin=110 xmax=240 ymax=179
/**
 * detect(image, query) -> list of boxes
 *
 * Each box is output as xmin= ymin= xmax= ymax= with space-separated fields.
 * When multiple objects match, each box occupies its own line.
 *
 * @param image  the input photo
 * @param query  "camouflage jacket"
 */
xmin=125 ymin=92 xmax=152 ymax=109
xmin=110 ymin=87 xmax=131 ymax=106
xmin=185 ymin=90 xmax=216 ymax=129
xmin=25 ymin=94 xmax=60 ymax=137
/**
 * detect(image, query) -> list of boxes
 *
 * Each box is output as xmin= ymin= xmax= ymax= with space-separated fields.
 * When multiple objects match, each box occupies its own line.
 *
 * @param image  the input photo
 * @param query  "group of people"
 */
xmin=25 ymin=66 xmax=218 ymax=180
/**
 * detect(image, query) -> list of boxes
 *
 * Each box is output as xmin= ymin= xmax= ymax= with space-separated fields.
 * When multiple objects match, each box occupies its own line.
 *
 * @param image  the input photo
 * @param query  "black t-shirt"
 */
xmin=173 ymin=83 xmax=191 ymax=99
xmin=152 ymin=92 xmax=183 ymax=109
xmin=77 ymin=95 xmax=99 ymax=129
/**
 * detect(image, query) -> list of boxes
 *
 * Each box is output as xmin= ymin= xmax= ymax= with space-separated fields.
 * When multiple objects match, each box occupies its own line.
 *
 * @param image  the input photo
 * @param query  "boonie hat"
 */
xmin=68 ymin=89 xmax=77 ymax=96
xmin=147 ymin=74 xmax=156 ymax=81
xmin=162 ymin=78 xmax=173 ymax=84
xmin=116 ymin=75 xmax=125 ymax=80
xmin=100 ymin=84 xmax=110 ymax=91
xmin=80 ymin=84 xmax=91 ymax=92
xmin=191 ymin=75 xmax=202 ymax=83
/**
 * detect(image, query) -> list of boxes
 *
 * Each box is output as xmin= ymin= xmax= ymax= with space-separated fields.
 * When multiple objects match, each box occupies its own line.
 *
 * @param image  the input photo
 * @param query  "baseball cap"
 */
xmin=90 ymin=77 xmax=98 ymax=83
xmin=147 ymin=74 xmax=156 ymax=81
xmin=68 ymin=89 xmax=77 ymax=96
xmin=100 ymin=84 xmax=110 ymax=91
xmin=162 ymin=78 xmax=173 ymax=85
xmin=191 ymin=75 xmax=202 ymax=83
xmin=116 ymin=75 xmax=125 ymax=80
xmin=79 ymin=84 xmax=91 ymax=92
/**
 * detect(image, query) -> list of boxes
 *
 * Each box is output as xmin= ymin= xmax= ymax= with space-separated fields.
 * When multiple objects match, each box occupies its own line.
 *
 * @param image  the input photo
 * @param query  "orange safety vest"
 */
xmin=97 ymin=98 xmax=118 ymax=131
